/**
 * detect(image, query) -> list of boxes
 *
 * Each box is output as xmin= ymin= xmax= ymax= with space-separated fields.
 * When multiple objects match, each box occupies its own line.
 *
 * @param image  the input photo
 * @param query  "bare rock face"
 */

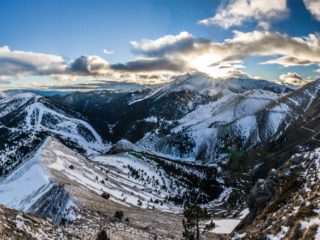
xmin=29 ymin=184 xmax=70 ymax=225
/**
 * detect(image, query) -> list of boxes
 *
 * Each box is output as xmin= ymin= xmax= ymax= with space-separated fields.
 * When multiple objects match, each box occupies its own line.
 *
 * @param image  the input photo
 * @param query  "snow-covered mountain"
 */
xmin=151 ymin=72 xmax=289 ymax=96
xmin=47 ymin=75 xmax=320 ymax=216
xmin=52 ymin=73 xmax=293 ymax=162
xmin=2 ymin=73 xmax=320 ymax=239
xmin=0 ymin=93 xmax=106 ymax=175
xmin=140 ymin=77 xmax=320 ymax=163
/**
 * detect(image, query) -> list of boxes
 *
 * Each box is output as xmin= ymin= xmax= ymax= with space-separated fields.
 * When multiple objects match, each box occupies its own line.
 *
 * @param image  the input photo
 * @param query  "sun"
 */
xmin=190 ymin=54 xmax=237 ymax=79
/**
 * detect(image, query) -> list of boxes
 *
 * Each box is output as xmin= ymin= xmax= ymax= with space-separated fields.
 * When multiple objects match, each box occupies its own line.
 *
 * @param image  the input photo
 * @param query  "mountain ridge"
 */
xmin=0 ymin=92 xmax=107 ymax=176
xmin=0 ymin=75 xmax=320 ymax=239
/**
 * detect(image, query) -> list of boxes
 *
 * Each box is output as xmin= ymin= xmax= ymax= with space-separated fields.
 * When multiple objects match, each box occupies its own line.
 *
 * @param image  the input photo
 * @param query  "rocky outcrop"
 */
xmin=29 ymin=184 xmax=71 ymax=225
xmin=0 ymin=204 xmax=79 ymax=240
xmin=232 ymin=148 xmax=320 ymax=239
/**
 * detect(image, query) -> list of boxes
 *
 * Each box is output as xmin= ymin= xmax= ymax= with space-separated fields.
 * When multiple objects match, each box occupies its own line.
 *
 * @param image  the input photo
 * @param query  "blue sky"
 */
xmin=0 ymin=1 xmax=214 ymax=60
xmin=0 ymin=0 xmax=319 ymax=90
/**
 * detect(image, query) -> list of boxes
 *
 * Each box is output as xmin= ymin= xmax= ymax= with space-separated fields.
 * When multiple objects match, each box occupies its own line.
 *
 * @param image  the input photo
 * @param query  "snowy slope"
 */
xmin=0 ymin=137 xmax=246 ymax=225
xmin=0 ymin=138 xmax=52 ymax=211
xmin=137 ymin=88 xmax=279 ymax=161
xmin=24 ymin=101 xmax=103 ymax=152
xmin=0 ymin=137 xmax=190 ymax=239
xmin=0 ymin=93 xmax=106 ymax=175
xmin=0 ymin=137 xmax=116 ymax=224
xmin=138 ymin=79 xmax=320 ymax=162
xmin=0 ymin=138 xmax=74 ymax=224
xmin=90 ymin=153 xmax=182 ymax=213
xmin=0 ymin=137 xmax=180 ymax=224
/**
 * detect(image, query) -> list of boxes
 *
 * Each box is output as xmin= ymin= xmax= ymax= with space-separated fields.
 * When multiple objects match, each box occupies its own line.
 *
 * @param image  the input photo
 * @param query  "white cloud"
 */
xmin=130 ymin=31 xmax=320 ymax=74
xmin=257 ymin=21 xmax=271 ymax=30
xmin=130 ymin=32 xmax=195 ymax=57
xmin=263 ymin=56 xmax=319 ymax=67
xmin=0 ymin=45 xmax=67 ymax=79
xmin=0 ymin=45 xmax=174 ymax=84
xmin=0 ymin=46 xmax=64 ymax=67
xmin=1 ymin=29 xmax=320 ymax=86
xmin=0 ymin=75 xmax=11 ymax=83
xmin=278 ymin=72 xmax=311 ymax=86
xmin=304 ymin=0 xmax=320 ymax=21
xmin=199 ymin=0 xmax=288 ymax=29
xmin=103 ymin=49 xmax=114 ymax=55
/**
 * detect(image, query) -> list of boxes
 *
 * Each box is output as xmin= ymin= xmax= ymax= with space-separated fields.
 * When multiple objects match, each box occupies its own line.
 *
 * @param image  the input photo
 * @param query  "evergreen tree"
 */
xmin=114 ymin=210 xmax=124 ymax=221
xmin=96 ymin=230 xmax=110 ymax=240
xmin=182 ymin=204 xmax=210 ymax=240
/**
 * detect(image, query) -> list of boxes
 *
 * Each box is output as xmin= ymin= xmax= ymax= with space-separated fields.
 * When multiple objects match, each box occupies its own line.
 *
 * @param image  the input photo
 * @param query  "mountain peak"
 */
xmin=1 ymin=91 xmax=39 ymax=100
xmin=161 ymin=72 xmax=291 ymax=96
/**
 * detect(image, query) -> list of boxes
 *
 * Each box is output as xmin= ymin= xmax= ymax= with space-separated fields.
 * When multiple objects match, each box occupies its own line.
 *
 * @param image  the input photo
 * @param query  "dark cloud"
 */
xmin=111 ymin=58 xmax=186 ymax=72
xmin=277 ymin=57 xmax=315 ymax=66
xmin=217 ymin=65 xmax=235 ymax=69
xmin=68 ymin=55 xmax=110 ymax=75
xmin=264 ymin=56 xmax=320 ymax=67
xmin=68 ymin=56 xmax=92 ymax=74
xmin=0 ymin=57 xmax=37 ymax=75
xmin=46 ymin=80 xmax=155 ymax=92
xmin=137 ymin=74 xmax=160 ymax=80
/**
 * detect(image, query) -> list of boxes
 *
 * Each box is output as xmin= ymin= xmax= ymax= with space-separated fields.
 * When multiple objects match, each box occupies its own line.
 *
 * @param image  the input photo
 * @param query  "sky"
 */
xmin=0 ymin=0 xmax=320 ymax=91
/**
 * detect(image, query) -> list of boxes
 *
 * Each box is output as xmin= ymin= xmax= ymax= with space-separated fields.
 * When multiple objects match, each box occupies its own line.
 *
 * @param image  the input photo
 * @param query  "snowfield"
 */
xmin=0 ymin=138 xmax=52 ymax=211
xmin=24 ymin=101 xmax=104 ymax=154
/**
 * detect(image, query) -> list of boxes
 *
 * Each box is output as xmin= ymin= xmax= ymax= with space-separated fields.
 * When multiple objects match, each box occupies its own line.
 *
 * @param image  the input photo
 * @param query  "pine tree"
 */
xmin=96 ymin=230 xmax=110 ymax=240
xmin=182 ymin=204 xmax=210 ymax=240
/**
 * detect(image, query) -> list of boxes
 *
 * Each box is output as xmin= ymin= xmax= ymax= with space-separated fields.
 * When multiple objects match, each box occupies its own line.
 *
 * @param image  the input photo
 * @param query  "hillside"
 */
xmin=0 ymin=93 xmax=106 ymax=176
xmin=232 ymin=147 xmax=320 ymax=239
